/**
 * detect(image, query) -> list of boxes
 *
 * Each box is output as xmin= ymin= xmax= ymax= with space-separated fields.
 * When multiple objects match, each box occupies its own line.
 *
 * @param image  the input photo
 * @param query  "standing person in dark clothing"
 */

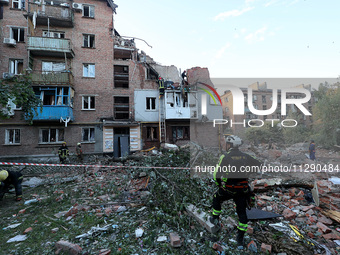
xmin=309 ymin=140 xmax=316 ymax=161
xmin=209 ymin=135 xmax=262 ymax=250
xmin=0 ymin=170 xmax=23 ymax=201
xmin=58 ymin=142 xmax=69 ymax=164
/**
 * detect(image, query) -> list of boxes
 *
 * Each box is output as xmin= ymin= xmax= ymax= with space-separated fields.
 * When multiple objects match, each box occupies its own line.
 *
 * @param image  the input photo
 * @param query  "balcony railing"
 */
xmin=27 ymin=36 xmax=74 ymax=58
xmin=27 ymin=2 xmax=74 ymax=27
xmin=31 ymin=71 xmax=73 ymax=86
xmin=33 ymin=105 xmax=74 ymax=121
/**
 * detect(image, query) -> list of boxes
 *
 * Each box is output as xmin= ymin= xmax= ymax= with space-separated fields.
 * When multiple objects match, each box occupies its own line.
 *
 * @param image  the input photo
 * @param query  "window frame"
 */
xmin=172 ymin=126 xmax=190 ymax=141
xmin=146 ymin=97 xmax=156 ymax=111
xmin=82 ymin=95 xmax=96 ymax=110
xmin=5 ymin=129 xmax=21 ymax=145
xmin=39 ymin=128 xmax=64 ymax=144
xmin=82 ymin=4 xmax=95 ymax=18
xmin=12 ymin=0 xmax=25 ymax=9
xmin=82 ymin=127 xmax=95 ymax=142
xmin=9 ymin=59 xmax=23 ymax=75
xmin=10 ymin=27 xmax=25 ymax=42
xmin=146 ymin=126 xmax=158 ymax=141
xmin=83 ymin=34 xmax=95 ymax=48
xmin=83 ymin=63 xmax=95 ymax=78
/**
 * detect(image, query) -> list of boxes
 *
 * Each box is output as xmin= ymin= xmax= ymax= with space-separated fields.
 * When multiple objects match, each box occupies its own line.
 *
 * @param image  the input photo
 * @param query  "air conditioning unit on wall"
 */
xmin=72 ymin=3 xmax=82 ymax=11
xmin=3 ymin=38 xmax=16 ymax=46
xmin=3 ymin=72 xmax=14 ymax=79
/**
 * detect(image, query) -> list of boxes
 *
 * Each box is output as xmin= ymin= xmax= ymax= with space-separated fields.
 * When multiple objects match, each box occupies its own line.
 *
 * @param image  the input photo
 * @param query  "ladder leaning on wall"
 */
xmin=159 ymin=95 xmax=166 ymax=144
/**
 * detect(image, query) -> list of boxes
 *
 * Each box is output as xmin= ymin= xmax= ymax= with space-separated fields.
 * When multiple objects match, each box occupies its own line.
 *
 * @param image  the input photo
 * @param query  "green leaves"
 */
xmin=0 ymin=74 xmax=42 ymax=124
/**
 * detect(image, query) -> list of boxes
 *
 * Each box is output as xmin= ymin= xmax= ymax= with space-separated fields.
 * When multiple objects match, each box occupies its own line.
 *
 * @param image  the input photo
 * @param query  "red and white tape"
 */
xmin=0 ymin=162 xmax=190 ymax=170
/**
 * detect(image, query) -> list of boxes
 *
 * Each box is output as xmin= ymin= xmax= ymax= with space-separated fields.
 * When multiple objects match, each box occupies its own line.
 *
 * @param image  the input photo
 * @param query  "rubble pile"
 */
xmin=1 ymin=146 xmax=340 ymax=254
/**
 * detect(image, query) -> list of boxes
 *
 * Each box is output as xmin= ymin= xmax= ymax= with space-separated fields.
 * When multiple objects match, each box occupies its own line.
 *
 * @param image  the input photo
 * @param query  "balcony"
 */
xmin=27 ymin=36 xmax=74 ymax=58
xmin=33 ymin=105 xmax=74 ymax=121
xmin=27 ymin=2 xmax=74 ymax=27
xmin=31 ymin=71 xmax=73 ymax=86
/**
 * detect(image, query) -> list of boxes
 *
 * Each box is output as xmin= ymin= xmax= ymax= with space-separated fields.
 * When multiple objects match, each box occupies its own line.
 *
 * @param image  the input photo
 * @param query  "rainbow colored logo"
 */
xmin=197 ymin=82 xmax=222 ymax=106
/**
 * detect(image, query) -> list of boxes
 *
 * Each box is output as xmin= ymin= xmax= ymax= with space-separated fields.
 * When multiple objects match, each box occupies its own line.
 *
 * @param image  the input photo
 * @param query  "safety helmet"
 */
xmin=225 ymin=135 xmax=243 ymax=148
xmin=77 ymin=142 xmax=81 ymax=146
xmin=62 ymin=142 xmax=66 ymax=145
xmin=0 ymin=170 xmax=9 ymax=182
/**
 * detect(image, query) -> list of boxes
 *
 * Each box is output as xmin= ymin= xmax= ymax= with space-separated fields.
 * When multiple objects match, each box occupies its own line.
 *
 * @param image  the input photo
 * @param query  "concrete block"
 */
xmin=186 ymin=204 xmax=219 ymax=233
xmin=169 ymin=232 xmax=181 ymax=247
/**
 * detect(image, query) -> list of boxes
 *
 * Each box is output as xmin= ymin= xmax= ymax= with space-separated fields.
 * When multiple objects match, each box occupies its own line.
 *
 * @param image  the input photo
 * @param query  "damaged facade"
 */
xmin=0 ymin=0 xmax=222 ymax=161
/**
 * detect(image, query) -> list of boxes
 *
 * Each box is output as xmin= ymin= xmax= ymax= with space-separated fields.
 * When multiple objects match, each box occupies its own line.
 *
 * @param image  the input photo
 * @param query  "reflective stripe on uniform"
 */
xmin=212 ymin=209 xmax=222 ymax=216
xmin=237 ymin=222 xmax=248 ymax=232
xmin=213 ymin=155 xmax=225 ymax=185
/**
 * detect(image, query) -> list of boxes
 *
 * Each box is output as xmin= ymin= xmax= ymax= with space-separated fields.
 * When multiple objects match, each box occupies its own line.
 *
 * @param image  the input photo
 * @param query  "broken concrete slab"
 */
xmin=186 ymin=204 xmax=219 ymax=234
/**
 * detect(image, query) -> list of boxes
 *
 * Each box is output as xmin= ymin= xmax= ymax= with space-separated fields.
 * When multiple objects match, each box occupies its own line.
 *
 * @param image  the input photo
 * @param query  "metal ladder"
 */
xmin=159 ymin=95 xmax=166 ymax=143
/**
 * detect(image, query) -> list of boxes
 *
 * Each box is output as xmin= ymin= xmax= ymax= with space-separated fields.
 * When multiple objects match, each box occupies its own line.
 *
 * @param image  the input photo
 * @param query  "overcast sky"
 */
xmin=114 ymin=0 xmax=340 ymax=81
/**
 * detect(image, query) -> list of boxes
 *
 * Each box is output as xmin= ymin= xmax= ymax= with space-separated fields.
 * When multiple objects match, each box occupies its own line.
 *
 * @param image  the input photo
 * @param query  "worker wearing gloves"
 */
xmin=0 ymin=169 xmax=23 ymax=201
xmin=209 ymin=135 xmax=262 ymax=250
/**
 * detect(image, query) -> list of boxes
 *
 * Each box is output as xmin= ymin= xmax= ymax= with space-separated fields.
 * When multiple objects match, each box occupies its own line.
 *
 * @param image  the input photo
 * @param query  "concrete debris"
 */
xmin=135 ymin=228 xmax=144 ymax=238
xmin=3 ymin=223 xmax=21 ymax=230
xmin=22 ymin=177 xmax=45 ymax=187
xmin=7 ymin=235 xmax=27 ymax=243
xmin=186 ymin=204 xmax=219 ymax=233
xmin=156 ymin=236 xmax=167 ymax=242
xmin=163 ymin=143 xmax=179 ymax=151
xmin=75 ymin=224 xmax=117 ymax=239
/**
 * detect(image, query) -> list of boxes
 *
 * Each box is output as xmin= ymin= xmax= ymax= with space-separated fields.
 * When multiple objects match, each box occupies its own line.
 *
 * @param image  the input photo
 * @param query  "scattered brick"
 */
xmin=247 ymin=226 xmax=254 ymax=234
xmin=261 ymin=243 xmax=272 ymax=254
xmin=23 ymin=227 xmax=32 ymax=234
xmin=302 ymin=205 xmax=315 ymax=212
xmin=212 ymin=243 xmax=223 ymax=252
xmin=55 ymin=240 xmax=82 ymax=255
xmin=247 ymin=240 xmax=257 ymax=252
xmin=18 ymin=209 xmax=26 ymax=214
xmin=282 ymin=208 xmax=296 ymax=220
xmin=98 ymin=249 xmax=111 ymax=255
xmin=169 ymin=232 xmax=181 ymax=248
xmin=317 ymin=222 xmax=332 ymax=234
xmin=318 ymin=215 xmax=333 ymax=225
xmin=305 ymin=209 xmax=315 ymax=217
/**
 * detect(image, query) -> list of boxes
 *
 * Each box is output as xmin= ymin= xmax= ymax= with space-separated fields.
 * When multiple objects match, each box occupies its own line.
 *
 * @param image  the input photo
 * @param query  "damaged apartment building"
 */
xmin=0 ymin=0 xmax=222 ymax=161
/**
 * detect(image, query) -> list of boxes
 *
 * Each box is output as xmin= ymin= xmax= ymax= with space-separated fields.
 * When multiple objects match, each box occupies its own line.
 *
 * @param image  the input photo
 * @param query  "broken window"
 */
xmin=82 ymin=96 xmax=95 ymax=110
xmin=262 ymin=95 xmax=266 ymax=103
xmin=10 ymin=27 xmax=25 ymax=42
xmin=114 ymin=65 xmax=129 ymax=88
xmin=35 ymin=87 xmax=71 ymax=106
xmin=12 ymin=0 xmax=25 ymax=9
xmin=83 ymin=63 xmax=95 ymax=77
xmin=146 ymin=126 xmax=158 ymax=141
xmin=9 ymin=59 xmax=23 ymax=75
xmin=146 ymin=97 xmax=156 ymax=110
xmin=114 ymin=96 xmax=129 ymax=120
xmin=83 ymin=34 xmax=95 ymax=48
xmin=83 ymin=5 xmax=94 ymax=18
xmin=43 ymin=31 xmax=65 ymax=38
xmin=5 ymin=129 xmax=20 ymax=144
xmin=263 ymin=105 xmax=267 ymax=110
xmin=172 ymin=126 xmax=189 ymax=140
xmin=82 ymin=127 xmax=95 ymax=142
xmin=40 ymin=128 xmax=64 ymax=143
